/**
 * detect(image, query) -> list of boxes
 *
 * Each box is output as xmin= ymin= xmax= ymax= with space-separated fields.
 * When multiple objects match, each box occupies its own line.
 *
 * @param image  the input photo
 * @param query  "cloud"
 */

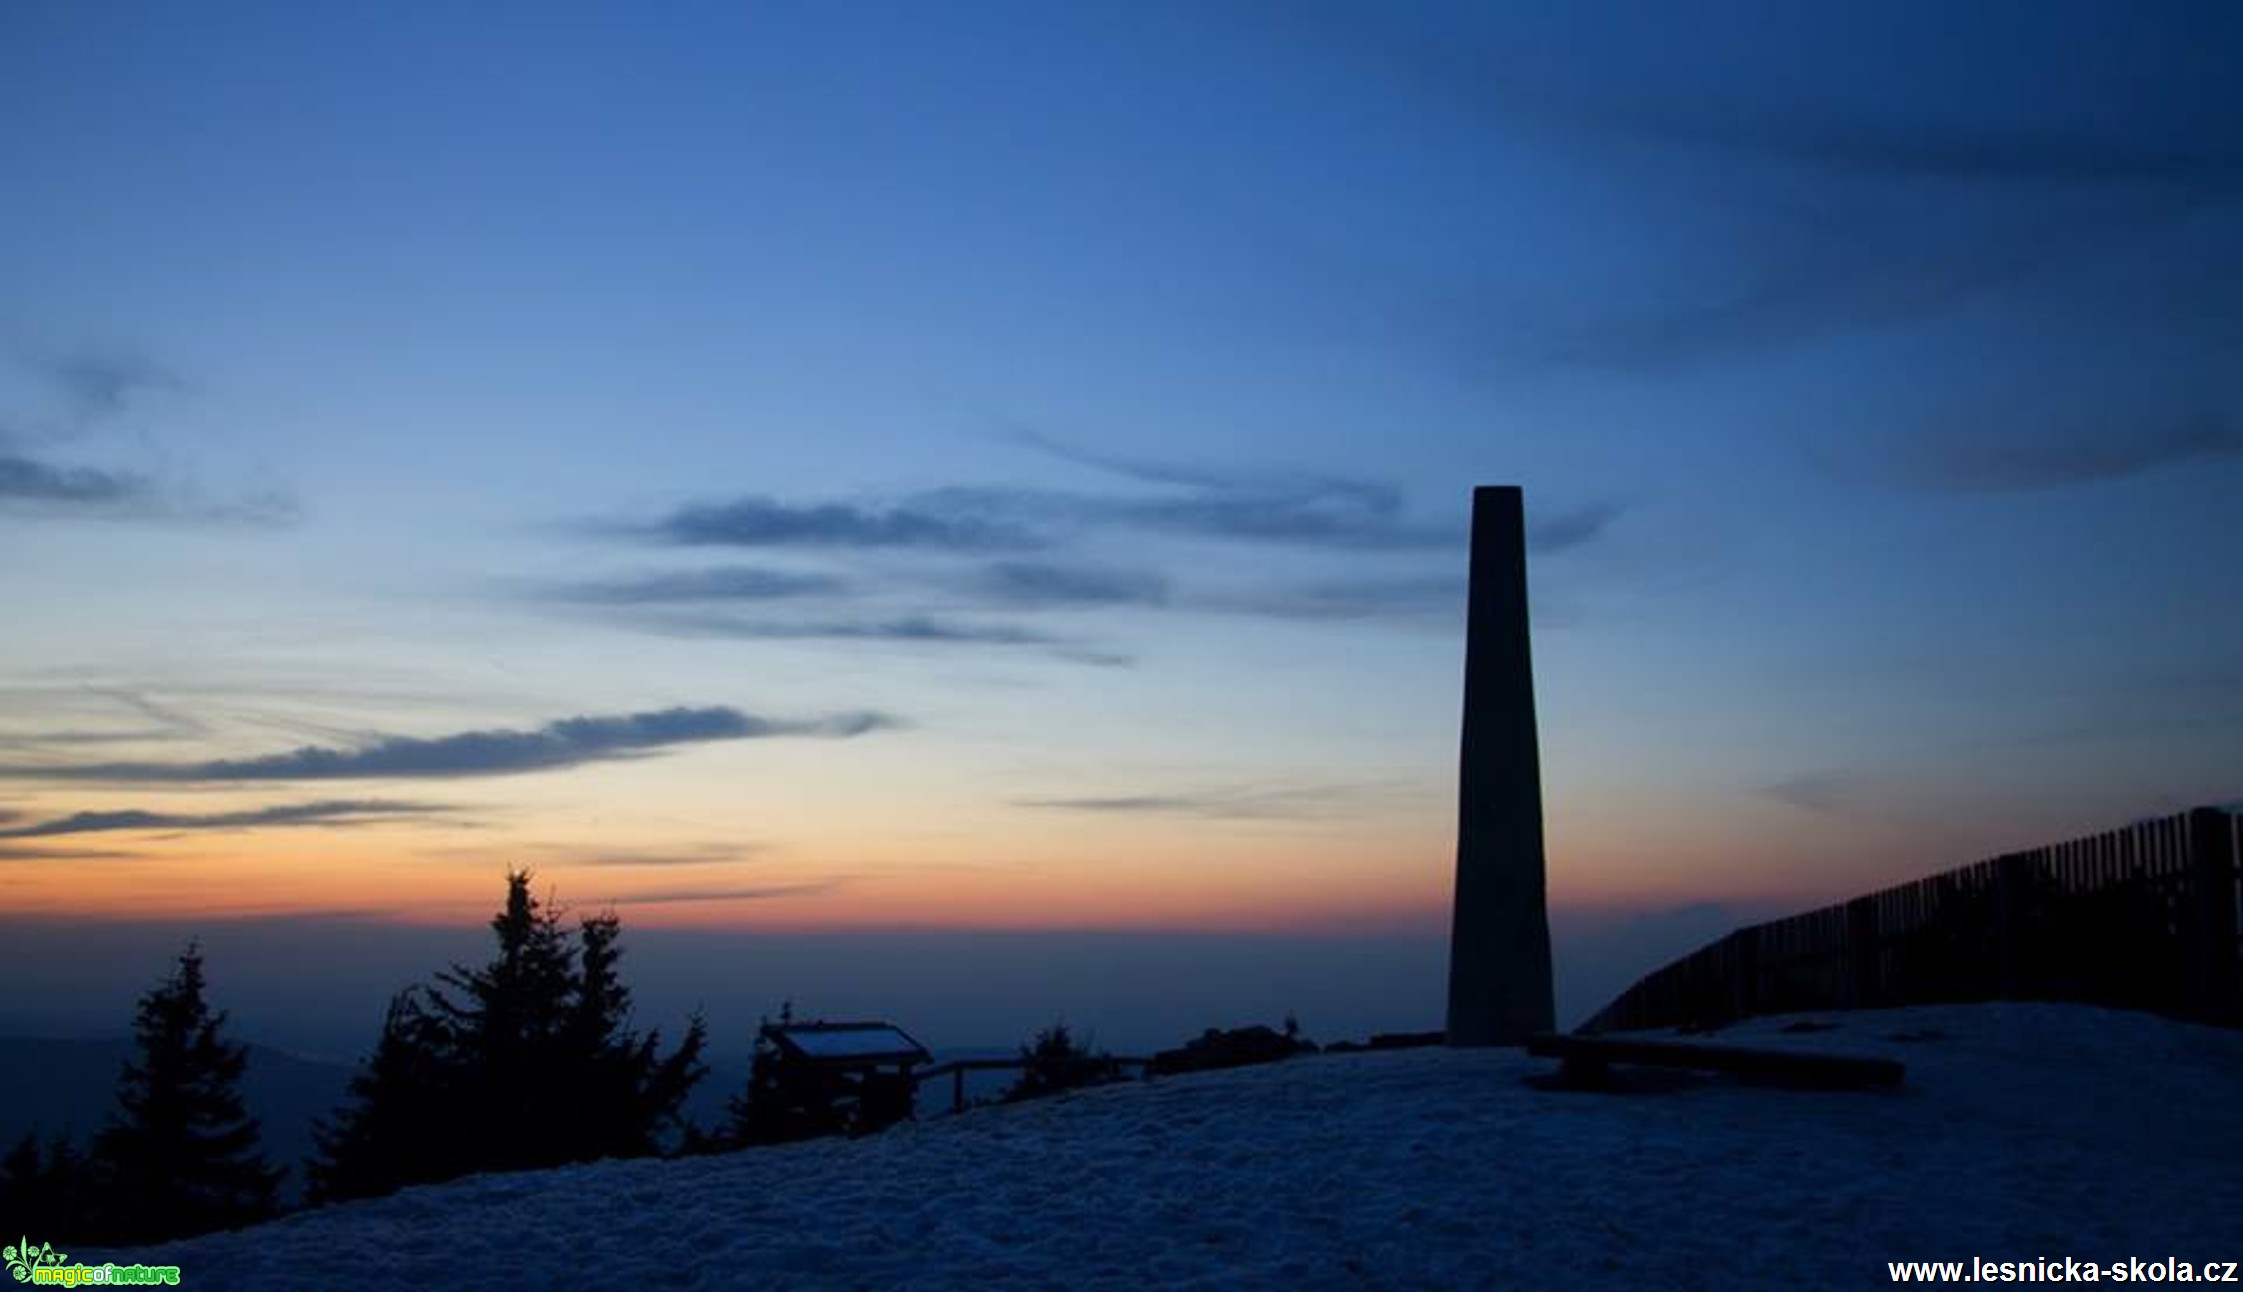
xmin=1195 ymin=575 xmax=1463 ymax=622
xmin=590 ymin=440 xmax=1621 ymax=644
xmin=914 ymin=477 xmax=1453 ymax=552
xmin=1592 ymin=101 xmax=2243 ymax=192
xmin=0 ymin=705 xmax=897 ymax=784
xmin=0 ymin=451 xmax=295 ymax=524
xmin=1882 ymin=413 xmax=2242 ymax=493
xmin=1013 ymin=782 xmax=1399 ymax=821
xmin=1762 ymin=775 xmax=1852 ymax=815
xmin=550 ymin=566 xmax=850 ymax=604
xmin=999 ymin=429 xmax=1445 ymax=547
xmin=630 ymin=436 xmax=1466 ymax=559
xmin=0 ymin=799 xmax=446 ymax=839
xmin=646 ymin=496 xmax=1040 ymax=552
xmin=0 ymin=454 xmax=154 ymax=509
xmin=602 ymin=879 xmax=846 ymax=905
xmin=0 ymin=843 xmax=140 ymax=862
xmin=570 ymin=846 xmax=766 ymax=868
xmin=1528 ymin=501 xmax=1626 ymax=554
xmin=42 ymin=349 xmax=184 ymax=421
xmin=3 ymin=343 xmax=291 ymax=522
xmin=634 ymin=613 xmax=1132 ymax=666
xmin=1271 ymin=7 xmax=2242 ymax=371
xmin=0 ymin=688 xmax=213 ymax=750
xmin=969 ymin=561 xmax=1169 ymax=608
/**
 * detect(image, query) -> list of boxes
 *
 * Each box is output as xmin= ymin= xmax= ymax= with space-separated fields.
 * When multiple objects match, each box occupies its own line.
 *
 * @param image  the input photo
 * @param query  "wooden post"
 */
xmin=1733 ymin=925 xmax=1762 ymax=1022
xmin=1844 ymin=897 xmax=1879 ymax=1010
xmin=1445 ymin=486 xmax=1556 ymax=1046
xmin=2187 ymin=807 xmax=2241 ymax=1024
xmin=1994 ymin=852 xmax=2024 ymax=998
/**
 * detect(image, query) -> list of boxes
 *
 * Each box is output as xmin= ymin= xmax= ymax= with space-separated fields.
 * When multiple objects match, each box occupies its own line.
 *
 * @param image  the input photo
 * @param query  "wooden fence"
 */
xmin=913 ymin=1056 xmax=1152 ymax=1115
xmin=1582 ymin=806 xmax=2243 ymax=1034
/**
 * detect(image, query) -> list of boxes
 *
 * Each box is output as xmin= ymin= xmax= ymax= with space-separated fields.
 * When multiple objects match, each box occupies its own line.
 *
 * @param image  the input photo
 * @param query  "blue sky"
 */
xmin=1 ymin=0 xmax=2238 ymax=1045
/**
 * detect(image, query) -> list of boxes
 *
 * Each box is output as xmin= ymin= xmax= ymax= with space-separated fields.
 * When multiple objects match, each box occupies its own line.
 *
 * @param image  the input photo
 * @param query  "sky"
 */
xmin=1 ymin=0 xmax=2238 ymax=1052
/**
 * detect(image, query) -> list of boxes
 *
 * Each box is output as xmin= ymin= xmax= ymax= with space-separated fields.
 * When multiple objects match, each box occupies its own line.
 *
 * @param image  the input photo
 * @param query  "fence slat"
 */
xmin=1583 ymin=808 xmax=2242 ymax=1034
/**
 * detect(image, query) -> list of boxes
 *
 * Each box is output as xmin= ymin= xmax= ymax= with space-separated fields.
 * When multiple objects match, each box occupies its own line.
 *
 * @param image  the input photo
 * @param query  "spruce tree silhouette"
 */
xmin=0 ymin=1134 xmax=99 ymax=1242
xmin=432 ymin=870 xmax=578 ymax=1173
xmin=1003 ymin=1022 xmax=1121 ymax=1103
xmin=306 ymin=988 xmax=461 ymax=1203
xmin=567 ymin=913 xmax=708 ymax=1161
xmin=309 ymin=871 xmax=706 ymax=1201
xmin=726 ymin=1002 xmax=848 ymax=1146
xmin=91 ymin=945 xmax=280 ymax=1242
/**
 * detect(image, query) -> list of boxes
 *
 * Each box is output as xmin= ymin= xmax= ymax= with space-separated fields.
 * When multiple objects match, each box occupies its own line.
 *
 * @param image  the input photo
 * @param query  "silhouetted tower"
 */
xmin=1446 ymin=485 xmax=1556 ymax=1046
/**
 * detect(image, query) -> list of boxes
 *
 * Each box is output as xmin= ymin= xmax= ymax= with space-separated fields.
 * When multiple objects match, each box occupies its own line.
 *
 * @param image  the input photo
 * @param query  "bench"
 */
xmin=1528 ymin=1032 xmax=1905 ymax=1091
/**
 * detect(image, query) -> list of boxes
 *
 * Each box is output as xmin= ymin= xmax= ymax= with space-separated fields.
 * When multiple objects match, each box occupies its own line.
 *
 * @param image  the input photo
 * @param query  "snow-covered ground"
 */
xmin=135 ymin=1004 xmax=2242 ymax=1288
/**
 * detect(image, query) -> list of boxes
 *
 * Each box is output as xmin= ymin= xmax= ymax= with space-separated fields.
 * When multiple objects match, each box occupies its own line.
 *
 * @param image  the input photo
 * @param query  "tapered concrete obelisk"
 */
xmin=1445 ymin=486 xmax=1556 ymax=1047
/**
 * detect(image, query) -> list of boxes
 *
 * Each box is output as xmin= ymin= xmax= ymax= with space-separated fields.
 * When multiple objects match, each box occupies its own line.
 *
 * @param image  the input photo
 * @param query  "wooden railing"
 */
xmin=1583 ymin=806 xmax=2242 ymax=1034
xmin=912 ymin=1056 xmax=1153 ymax=1115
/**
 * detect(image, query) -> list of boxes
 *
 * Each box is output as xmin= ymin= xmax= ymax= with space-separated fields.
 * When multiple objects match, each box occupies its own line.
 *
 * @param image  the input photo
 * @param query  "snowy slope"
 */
xmin=128 ymin=1004 xmax=2243 ymax=1289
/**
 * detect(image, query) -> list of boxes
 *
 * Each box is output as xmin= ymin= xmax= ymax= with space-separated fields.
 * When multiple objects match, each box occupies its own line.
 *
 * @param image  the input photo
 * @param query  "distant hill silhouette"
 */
xmin=0 ymin=1036 xmax=349 ymax=1199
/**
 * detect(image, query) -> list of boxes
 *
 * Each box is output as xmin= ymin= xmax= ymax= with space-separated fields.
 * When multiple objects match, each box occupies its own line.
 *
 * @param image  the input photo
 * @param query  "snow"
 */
xmin=131 ymin=1004 xmax=2243 ymax=1289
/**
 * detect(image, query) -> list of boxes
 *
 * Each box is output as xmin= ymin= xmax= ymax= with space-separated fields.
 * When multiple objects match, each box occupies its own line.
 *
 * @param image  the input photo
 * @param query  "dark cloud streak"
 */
xmin=0 ymin=706 xmax=897 ymax=784
xmin=0 ymin=454 xmax=154 ymax=508
xmin=648 ymin=613 xmax=1134 ymax=667
xmin=970 ymin=561 xmax=1169 ymax=608
xmin=1014 ymin=782 xmax=1401 ymax=821
xmin=602 ymin=879 xmax=847 ymax=904
xmin=0 ymin=799 xmax=446 ymax=839
xmin=1884 ymin=414 xmax=2242 ymax=493
xmin=648 ymin=496 xmax=1040 ymax=552
xmin=551 ymin=566 xmax=849 ymax=604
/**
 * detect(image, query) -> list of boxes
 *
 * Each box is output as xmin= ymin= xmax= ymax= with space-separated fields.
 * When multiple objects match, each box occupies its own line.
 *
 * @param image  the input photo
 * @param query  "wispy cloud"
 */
xmin=1529 ymin=501 xmax=1626 ymax=554
xmin=0 ymin=447 xmax=296 ymax=525
xmin=3 ymin=343 xmax=294 ymax=523
xmin=0 ymin=705 xmax=897 ymax=784
xmin=602 ymin=879 xmax=847 ymax=905
xmin=983 ymin=430 xmax=1459 ymax=550
xmin=645 ymin=496 xmax=1040 ymax=552
xmin=0 ymin=843 xmax=139 ymax=862
xmin=628 ymin=437 xmax=1471 ymax=559
xmin=1589 ymin=99 xmax=2243 ymax=192
xmin=1013 ymin=782 xmax=1403 ymax=821
xmin=632 ymin=613 xmax=1133 ymax=667
xmin=1194 ymin=575 xmax=1463 ymax=622
xmin=0 ymin=454 xmax=154 ymax=510
xmin=587 ymin=440 xmax=1626 ymax=649
xmin=0 ymin=689 xmax=214 ymax=750
xmin=1882 ymin=413 xmax=2242 ymax=493
xmin=41 ymin=348 xmax=185 ymax=422
xmin=1269 ymin=7 xmax=2242 ymax=371
xmin=549 ymin=566 xmax=850 ymax=604
xmin=0 ymin=799 xmax=446 ymax=839
xmin=967 ymin=561 xmax=1170 ymax=609
xmin=568 ymin=845 xmax=767 ymax=868
xmin=1762 ymin=775 xmax=1853 ymax=815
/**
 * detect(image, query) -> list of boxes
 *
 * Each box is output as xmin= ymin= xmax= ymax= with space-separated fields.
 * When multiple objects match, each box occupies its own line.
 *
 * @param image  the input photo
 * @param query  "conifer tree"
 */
xmin=305 ymin=988 xmax=460 ymax=1203
xmin=564 ymin=913 xmax=708 ymax=1160
xmin=308 ymin=871 xmax=707 ymax=1200
xmin=0 ymin=1133 xmax=98 ymax=1240
xmin=431 ymin=870 xmax=577 ymax=1172
xmin=91 ymin=946 xmax=280 ymax=1242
